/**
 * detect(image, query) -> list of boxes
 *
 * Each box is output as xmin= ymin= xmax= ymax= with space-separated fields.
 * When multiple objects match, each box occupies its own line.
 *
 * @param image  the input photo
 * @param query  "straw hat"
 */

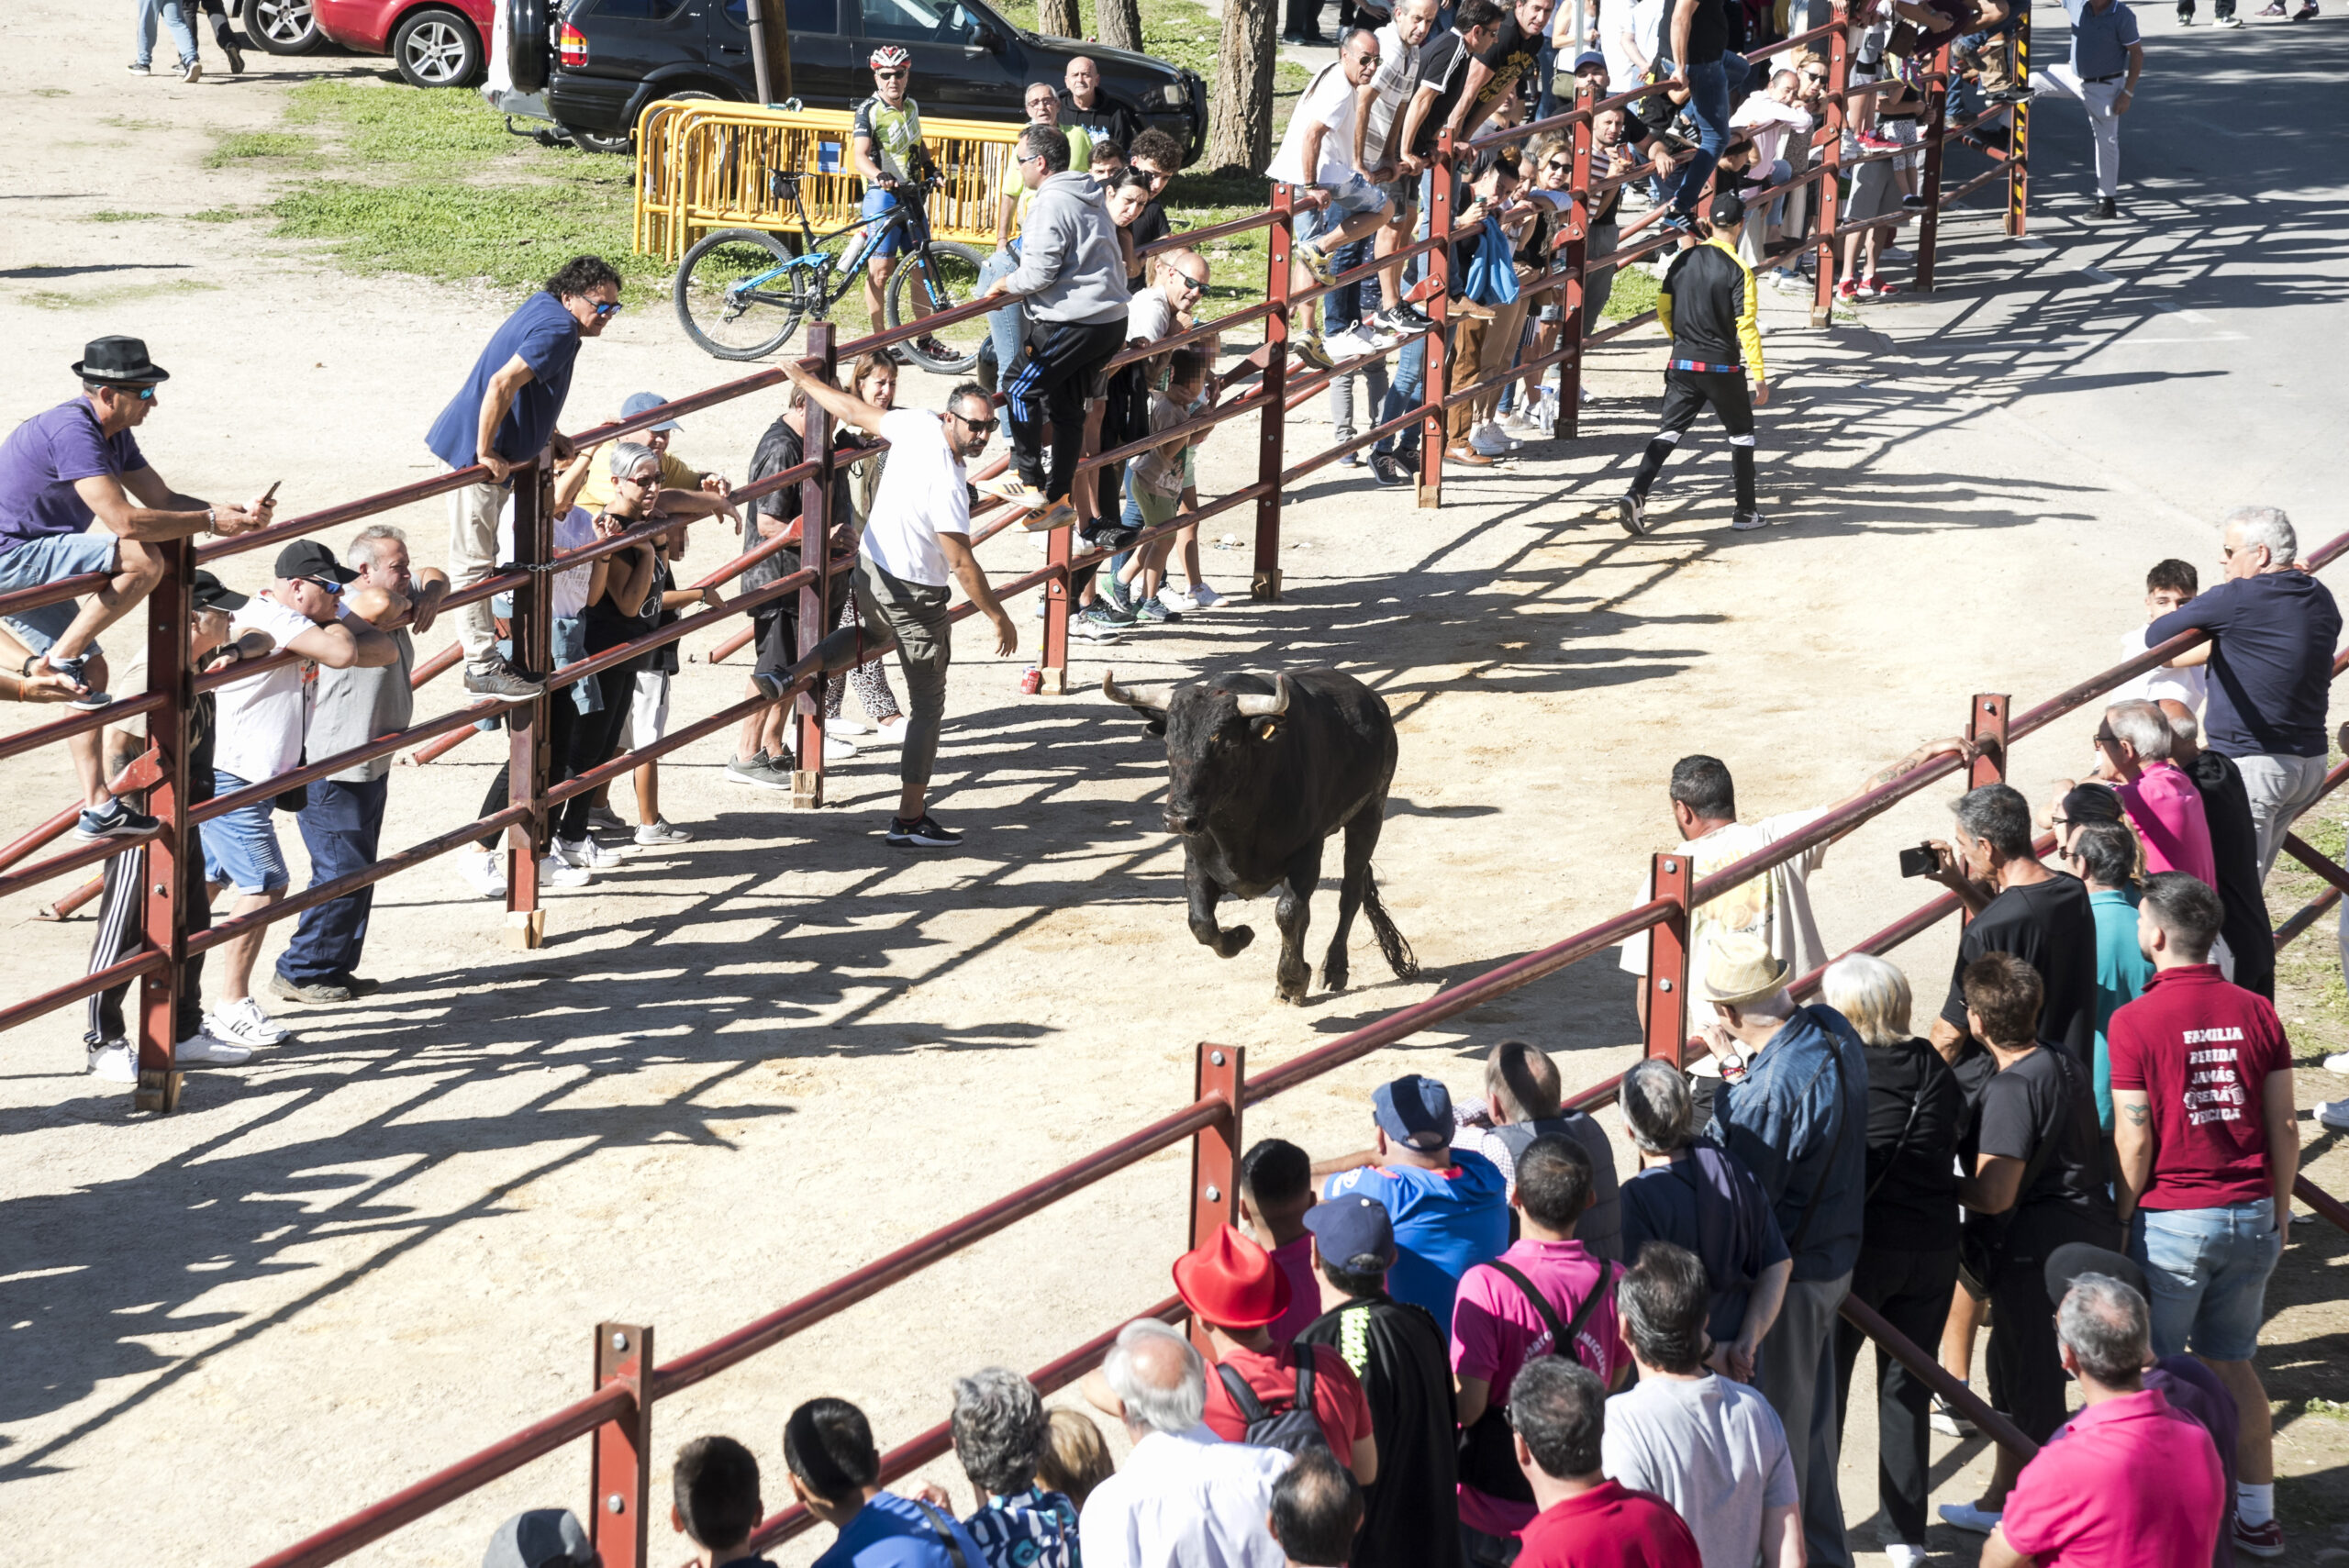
xmin=1698 ymin=931 xmax=1792 ymax=1010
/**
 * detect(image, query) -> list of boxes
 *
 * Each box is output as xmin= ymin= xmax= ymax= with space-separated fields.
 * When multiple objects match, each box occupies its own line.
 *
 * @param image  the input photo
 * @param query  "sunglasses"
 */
xmin=1172 ymin=272 xmax=1208 ymax=293
xmin=592 ymin=300 xmax=625 ymax=318
xmin=618 ymin=472 xmax=658 ymax=487
xmin=952 ymin=412 xmax=1000 ymax=436
xmin=2093 ymin=728 xmax=2118 ymax=745
xmin=1543 ymin=157 xmax=1571 ymax=171
xmin=874 ymin=69 xmax=907 ymax=78
xmin=302 ymin=576 xmax=346 ymax=596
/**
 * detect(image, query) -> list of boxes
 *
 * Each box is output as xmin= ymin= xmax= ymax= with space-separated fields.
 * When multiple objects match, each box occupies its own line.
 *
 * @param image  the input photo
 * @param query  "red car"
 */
xmin=311 ymin=0 xmax=496 ymax=88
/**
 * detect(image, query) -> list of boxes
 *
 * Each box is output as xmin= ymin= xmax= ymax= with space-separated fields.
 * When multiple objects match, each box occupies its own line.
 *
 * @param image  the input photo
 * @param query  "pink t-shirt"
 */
xmin=1267 ymin=1233 xmax=1323 ymax=1345
xmin=2001 ymin=1387 xmax=2223 ymax=1568
xmin=2117 ymin=762 xmax=2217 ymax=886
xmin=1450 ymin=1238 xmax=1629 ymax=1536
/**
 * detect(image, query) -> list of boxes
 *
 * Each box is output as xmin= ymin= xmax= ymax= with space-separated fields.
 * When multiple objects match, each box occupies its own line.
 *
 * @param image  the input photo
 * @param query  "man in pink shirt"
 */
xmin=1984 ymin=1271 xmax=2224 ymax=1568
xmin=2097 ymin=698 xmax=2217 ymax=885
xmin=1449 ymin=1136 xmax=1630 ymax=1565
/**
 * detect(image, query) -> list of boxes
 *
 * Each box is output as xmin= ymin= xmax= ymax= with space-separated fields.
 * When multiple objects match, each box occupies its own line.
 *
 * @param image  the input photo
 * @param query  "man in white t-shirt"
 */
xmin=1619 ymin=739 xmax=1974 ymax=1033
xmin=200 ymin=539 xmax=395 ymax=1051
xmin=1270 ymin=29 xmax=1393 ymax=364
xmin=783 ymin=362 xmax=1015 ymax=849
xmin=2113 ymin=557 xmax=2208 ymax=713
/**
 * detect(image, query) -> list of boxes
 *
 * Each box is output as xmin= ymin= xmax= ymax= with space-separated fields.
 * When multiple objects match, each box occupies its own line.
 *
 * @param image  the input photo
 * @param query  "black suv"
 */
xmin=526 ymin=0 xmax=1205 ymax=158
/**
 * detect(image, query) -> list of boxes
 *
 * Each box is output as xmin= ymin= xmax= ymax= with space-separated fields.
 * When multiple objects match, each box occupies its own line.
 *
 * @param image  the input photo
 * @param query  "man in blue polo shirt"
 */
xmin=2146 ymin=505 xmax=2341 ymax=884
xmin=2032 ymin=0 xmax=2143 ymax=220
xmin=0 ymin=335 xmax=271 ymax=840
xmin=1316 ymin=1073 xmax=1508 ymax=1325
xmin=425 ymin=254 xmax=622 ymax=703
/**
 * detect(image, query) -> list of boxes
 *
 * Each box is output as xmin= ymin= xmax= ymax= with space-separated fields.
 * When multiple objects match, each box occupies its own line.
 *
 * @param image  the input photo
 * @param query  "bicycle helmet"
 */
xmin=868 ymin=45 xmax=911 ymax=71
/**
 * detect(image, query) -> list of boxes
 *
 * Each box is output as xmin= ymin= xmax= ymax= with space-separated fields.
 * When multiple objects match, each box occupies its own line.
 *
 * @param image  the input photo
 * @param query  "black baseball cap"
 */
xmin=189 ymin=570 xmax=249 ymax=614
xmin=274 ymin=539 xmax=359 ymax=587
xmin=1709 ymin=189 xmax=1747 ymax=228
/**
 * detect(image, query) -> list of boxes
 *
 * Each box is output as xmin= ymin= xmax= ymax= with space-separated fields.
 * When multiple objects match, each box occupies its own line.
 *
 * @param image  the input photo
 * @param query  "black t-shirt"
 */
xmin=583 ymin=531 xmax=661 ymax=656
xmin=1938 ymin=874 xmax=2099 ymax=1062
xmin=1968 ymin=1045 xmax=2116 ymax=1258
xmin=1409 ymin=30 xmax=1477 ymax=157
xmin=649 ymin=552 xmax=681 ymax=675
xmin=1128 ymin=200 xmax=1172 ymax=283
xmin=1296 ymin=1294 xmax=1464 ymax=1568
xmin=749 ymin=417 xmax=807 ymax=530
xmin=1655 ymin=0 xmax=1731 ymax=67
xmin=1462 ymin=16 xmax=1542 ymax=131
xmin=1859 ymin=1038 xmax=1963 ymax=1250
xmin=1059 ymin=95 xmax=1140 ymax=153
xmin=2188 ymin=748 xmax=2275 ymax=998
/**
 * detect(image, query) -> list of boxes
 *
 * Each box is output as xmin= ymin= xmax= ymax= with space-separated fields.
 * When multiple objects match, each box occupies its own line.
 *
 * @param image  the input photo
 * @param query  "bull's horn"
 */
xmin=1102 ymin=669 xmax=1178 ymax=710
xmin=1232 ymin=672 xmax=1291 ymax=718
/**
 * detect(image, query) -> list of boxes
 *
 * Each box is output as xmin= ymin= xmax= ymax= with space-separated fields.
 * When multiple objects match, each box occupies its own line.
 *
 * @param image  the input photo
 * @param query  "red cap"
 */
xmin=1173 ymin=1225 xmax=1294 ymax=1330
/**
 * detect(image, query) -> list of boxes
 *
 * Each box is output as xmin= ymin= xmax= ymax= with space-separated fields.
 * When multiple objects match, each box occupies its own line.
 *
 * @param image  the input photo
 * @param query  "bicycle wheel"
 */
xmin=674 ymin=228 xmax=814 ymax=361
xmin=885 ymin=239 xmax=988 ymax=375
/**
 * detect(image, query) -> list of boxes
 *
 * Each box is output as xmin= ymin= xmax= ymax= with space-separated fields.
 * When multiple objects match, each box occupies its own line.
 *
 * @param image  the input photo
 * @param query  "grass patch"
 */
xmin=85 ymin=211 xmax=163 ymax=224
xmin=1605 ymin=264 xmax=1660 ymax=322
xmin=207 ymin=129 xmax=319 ymax=166
xmin=189 ymin=206 xmax=249 ymax=223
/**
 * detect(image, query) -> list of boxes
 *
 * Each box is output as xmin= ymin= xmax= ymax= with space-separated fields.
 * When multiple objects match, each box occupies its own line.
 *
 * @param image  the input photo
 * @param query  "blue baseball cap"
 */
xmin=1303 ymin=1194 xmax=1396 ymax=1269
xmin=620 ymin=390 xmax=683 ymax=431
xmin=1373 ymin=1073 xmax=1453 ymax=1151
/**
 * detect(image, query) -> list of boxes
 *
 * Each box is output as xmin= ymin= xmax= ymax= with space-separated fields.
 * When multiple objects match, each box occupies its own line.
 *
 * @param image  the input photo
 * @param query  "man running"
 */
xmin=1619 ymin=190 xmax=1769 ymax=537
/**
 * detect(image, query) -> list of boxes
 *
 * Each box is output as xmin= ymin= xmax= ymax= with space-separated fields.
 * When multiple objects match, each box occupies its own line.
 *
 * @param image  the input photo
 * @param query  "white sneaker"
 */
xmin=181 ymin=56 xmax=203 ymax=82
xmin=1157 ymin=584 xmax=1199 ymax=614
xmin=974 ymin=474 xmax=1045 ymax=508
xmin=1885 ymin=1546 xmax=1930 ymax=1568
xmin=1500 ymin=410 xmax=1541 ymax=436
xmin=865 ymin=718 xmax=910 ymax=748
xmin=1188 ymin=583 xmax=1225 ymax=609
xmin=540 ymin=852 xmax=592 ymax=888
xmin=634 ymin=817 xmax=692 ymax=845
xmin=1322 ymin=328 xmax=1378 ymax=360
xmin=2321 ymin=1050 xmax=2349 ymax=1073
xmin=1469 ymin=423 xmax=1520 ymax=457
xmin=555 ymin=835 xmax=624 ymax=869
xmin=830 ymin=717 xmax=875 ymax=736
xmin=823 ymin=733 xmax=860 ymax=762
xmin=1938 ymin=1503 xmax=2002 ymax=1535
xmin=457 ymin=851 xmax=508 ymax=899
xmin=175 ymin=1029 xmax=253 ymax=1066
xmin=206 ymin=996 xmax=289 ymax=1048
xmin=88 ymin=1040 xmax=139 ymax=1082
xmin=2317 ymin=1098 xmax=2349 ymax=1131
xmin=1882 ymin=244 xmax=1914 ymax=261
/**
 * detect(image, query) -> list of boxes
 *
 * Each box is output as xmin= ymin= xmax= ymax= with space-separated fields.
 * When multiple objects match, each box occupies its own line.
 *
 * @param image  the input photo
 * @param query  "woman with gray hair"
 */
xmin=914 ymin=1367 xmax=1078 ymax=1566
xmin=1820 ymin=952 xmax=1963 ymax=1567
xmin=1616 ymin=1057 xmax=1793 ymax=1385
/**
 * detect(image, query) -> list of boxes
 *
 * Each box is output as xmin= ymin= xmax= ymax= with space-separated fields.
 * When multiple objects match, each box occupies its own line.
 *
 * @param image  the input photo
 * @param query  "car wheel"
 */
xmin=248 ymin=0 xmax=321 ymax=53
xmin=392 ymin=7 xmax=484 ymax=87
xmin=566 ymin=127 xmax=636 ymax=156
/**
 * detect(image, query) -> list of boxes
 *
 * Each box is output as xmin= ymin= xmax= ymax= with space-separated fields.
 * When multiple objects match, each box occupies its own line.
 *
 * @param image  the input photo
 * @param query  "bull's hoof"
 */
xmin=1321 ymin=963 xmax=1349 ymax=994
xmin=1214 ymin=925 xmax=1256 ymax=959
xmin=1273 ymin=982 xmax=1308 ymax=1006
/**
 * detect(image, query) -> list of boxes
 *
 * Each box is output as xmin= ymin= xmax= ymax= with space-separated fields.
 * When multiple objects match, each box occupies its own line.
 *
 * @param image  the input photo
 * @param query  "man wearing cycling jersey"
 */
xmin=853 ymin=48 xmax=948 ymax=363
xmin=1618 ymin=190 xmax=1770 ymax=537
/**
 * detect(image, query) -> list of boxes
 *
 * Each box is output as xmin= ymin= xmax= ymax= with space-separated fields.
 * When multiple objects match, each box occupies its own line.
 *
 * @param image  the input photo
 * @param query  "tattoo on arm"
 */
xmin=2121 ymin=1103 xmax=2151 ymax=1125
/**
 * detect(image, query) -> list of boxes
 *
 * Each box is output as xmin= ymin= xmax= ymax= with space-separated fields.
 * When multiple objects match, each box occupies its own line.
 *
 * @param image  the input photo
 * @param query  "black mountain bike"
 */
xmin=673 ymin=172 xmax=987 ymax=373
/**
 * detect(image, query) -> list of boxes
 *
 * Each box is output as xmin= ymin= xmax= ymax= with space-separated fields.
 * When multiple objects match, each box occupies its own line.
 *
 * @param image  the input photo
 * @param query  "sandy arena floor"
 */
xmin=4 ymin=3 xmax=2347 ymax=1563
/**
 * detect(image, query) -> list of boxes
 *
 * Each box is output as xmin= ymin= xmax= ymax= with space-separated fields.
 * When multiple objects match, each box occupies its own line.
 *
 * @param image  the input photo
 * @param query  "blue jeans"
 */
xmin=135 ymin=0 xmax=200 ymax=66
xmin=1372 ymin=335 xmax=1427 ymax=462
xmin=2130 ymin=1198 xmax=2283 ymax=1362
xmin=198 ymin=772 xmax=291 ymax=895
xmin=979 ymin=245 xmax=1023 ymax=385
xmin=1663 ymin=52 xmax=1753 ymax=214
xmin=278 ymin=776 xmax=390 ymax=986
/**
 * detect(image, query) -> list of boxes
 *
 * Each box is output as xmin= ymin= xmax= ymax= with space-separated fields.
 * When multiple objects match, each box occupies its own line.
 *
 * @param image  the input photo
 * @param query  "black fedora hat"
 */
xmin=72 ymin=336 xmax=171 ymax=386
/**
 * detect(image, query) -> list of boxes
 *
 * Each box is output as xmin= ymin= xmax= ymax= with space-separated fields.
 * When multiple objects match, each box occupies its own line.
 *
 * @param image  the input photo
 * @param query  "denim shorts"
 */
xmin=2130 ymin=1197 xmax=2282 ymax=1362
xmin=1298 ymin=173 xmax=1390 ymax=244
xmin=199 ymin=770 xmax=292 ymax=895
xmin=0 ymin=531 xmax=119 ymax=657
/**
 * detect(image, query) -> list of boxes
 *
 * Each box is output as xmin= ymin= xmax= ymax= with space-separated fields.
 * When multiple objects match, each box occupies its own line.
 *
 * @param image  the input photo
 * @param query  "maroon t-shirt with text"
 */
xmin=2107 ymin=965 xmax=2290 ymax=1210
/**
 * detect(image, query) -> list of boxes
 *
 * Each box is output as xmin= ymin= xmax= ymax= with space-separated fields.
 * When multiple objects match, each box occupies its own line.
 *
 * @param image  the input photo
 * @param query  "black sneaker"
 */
xmin=1088 ymin=595 xmax=1138 ymax=628
xmin=1378 ymin=304 xmax=1433 ymax=336
xmin=2092 ymin=195 xmax=2119 ymax=220
xmin=1731 ymin=508 xmax=1770 ymax=532
xmin=1134 ymin=597 xmax=1183 ymax=625
xmin=725 ymin=751 xmax=794 ymax=790
xmin=1659 ymin=209 xmax=1698 ymax=236
xmin=1618 ymin=492 xmax=1649 ymax=536
xmin=72 ymin=797 xmax=159 ymax=841
xmin=45 ymin=651 xmax=111 ymax=710
xmin=464 ymin=656 xmax=545 ymax=703
xmin=886 ymin=812 xmax=963 ymax=848
xmin=1370 ymin=452 xmax=1410 ymax=486
xmin=271 ymin=973 xmax=352 ymax=1005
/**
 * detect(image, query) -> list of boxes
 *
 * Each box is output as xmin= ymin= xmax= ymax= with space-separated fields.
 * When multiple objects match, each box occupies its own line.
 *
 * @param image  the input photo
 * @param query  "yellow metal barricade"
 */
xmin=634 ymin=101 xmax=1022 ymax=263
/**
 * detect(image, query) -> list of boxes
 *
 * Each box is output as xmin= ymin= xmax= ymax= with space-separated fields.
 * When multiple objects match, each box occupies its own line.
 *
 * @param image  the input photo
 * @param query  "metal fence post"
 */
xmin=134 ymin=540 xmax=194 ymax=1114
xmin=794 ymin=322 xmax=836 ymax=809
xmin=588 ymin=1322 xmax=654 ymax=1568
xmin=1187 ymin=1041 xmax=1245 ymax=1357
xmin=506 ymin=457 xmax=551 ymax=950
xmin=1418 ymin=131 xmax=1454 ymax=511
xmin=1809 ymin=6 xmax=1850 ymax=330
xmin=1253 ymin=183 xmax=1293 ymax=603
xmin=1560 ymin=80 xmax=1596 ymax=441
xmin=1642 ymin=852 xmax=1693 ymax=1062
xmin=1968 ymin=693 xmax=2009 ymax=788
xmin=2008 ymin=5 xmax=2030 ymax=237
xmin=1916 ymin=42 xmax=1951 ymax=292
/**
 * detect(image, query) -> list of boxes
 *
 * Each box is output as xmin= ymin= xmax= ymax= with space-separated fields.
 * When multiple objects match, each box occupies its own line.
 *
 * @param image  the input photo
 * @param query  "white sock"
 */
xmin=2237 ymin=1482 xmax=2274 ymax=1528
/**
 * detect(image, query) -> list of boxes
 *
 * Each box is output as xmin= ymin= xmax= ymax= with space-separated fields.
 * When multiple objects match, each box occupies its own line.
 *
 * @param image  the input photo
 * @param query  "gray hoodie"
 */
xmin=1002 ymin=170 xmax=1131 ymax=326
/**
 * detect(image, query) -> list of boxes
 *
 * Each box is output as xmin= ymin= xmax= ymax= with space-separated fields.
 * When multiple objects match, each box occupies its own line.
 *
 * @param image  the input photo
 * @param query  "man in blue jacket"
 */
xmin=1699 ymin=931 xmax=1868 ymax=1568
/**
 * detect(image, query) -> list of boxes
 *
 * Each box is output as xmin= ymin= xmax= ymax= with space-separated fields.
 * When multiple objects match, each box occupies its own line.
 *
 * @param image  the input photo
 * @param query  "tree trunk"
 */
xmin=1097 ymin=0 xmax=1144 ymax=51
xmin=1208 ymin=0 xmax=1275 ymax=172
xmin=1037 ymin=0 xmax=1081 ymax=39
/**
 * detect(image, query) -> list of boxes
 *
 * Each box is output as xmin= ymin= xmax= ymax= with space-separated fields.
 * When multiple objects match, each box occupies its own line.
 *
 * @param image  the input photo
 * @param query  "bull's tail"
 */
xmin=1361 ymin=864 xmax=1420 ymax=981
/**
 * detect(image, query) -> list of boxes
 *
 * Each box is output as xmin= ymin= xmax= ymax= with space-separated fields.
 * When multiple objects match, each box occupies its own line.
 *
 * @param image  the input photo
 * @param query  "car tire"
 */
xmin=507 ymin=0 xmax=550 ymax=91
xmin=392 ymin=7 xmax=484 ymax=87
xmin=247 ymin=0 xmax=321 ymax=53
xmin=566 ymin=127 xmax=636 ymax=156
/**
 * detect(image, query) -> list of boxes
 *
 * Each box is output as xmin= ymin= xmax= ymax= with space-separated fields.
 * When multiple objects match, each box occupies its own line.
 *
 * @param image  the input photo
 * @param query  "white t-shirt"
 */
xmin=1270 ymin=61 xmax=1364 ymax=186
xmin=1602 ymin=1374 xmax=1798 ymax=1568
xmin=861 ymin=408 xmax=967 ymax=588
xmin=2114 ymin=623 xmax=2207 ymax=711
xmin=1599 ymin=0 xmax=1643 ymax=89
xmin=495 ymin=500 xmax=599 ymax=619
xmin=1128 ymin=289 xmax=1175 ymax=344
xmin=1630 ymin=0 xmax=1668 ymax=69
xmin=1618 ymin=809 xmax=1832 ymax=986
xmin=1363 ymin=22 xmax=1424 ymax=167
xmin=210 ymin=594 xmax=328 ymax=786
xmin=1729 ymin=95 xmax=1812 ymax=169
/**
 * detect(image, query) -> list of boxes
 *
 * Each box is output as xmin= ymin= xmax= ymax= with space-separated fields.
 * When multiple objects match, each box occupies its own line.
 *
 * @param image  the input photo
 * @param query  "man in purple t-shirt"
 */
xmin=0 ymin=336 xmax=270 ymax=840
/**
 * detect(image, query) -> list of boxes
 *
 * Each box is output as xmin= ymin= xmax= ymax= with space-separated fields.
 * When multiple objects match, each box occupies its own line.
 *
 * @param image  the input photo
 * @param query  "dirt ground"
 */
xmin=4 ymin=3 xmax=2346 ymax=1564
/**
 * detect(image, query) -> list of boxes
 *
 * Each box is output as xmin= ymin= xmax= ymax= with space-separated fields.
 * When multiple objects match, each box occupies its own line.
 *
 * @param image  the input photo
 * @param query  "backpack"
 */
xmin=1214 ymin=1345 xmax=1331 ymax=1457
xmin=1454 ymin=1258 xmax=1618 ymax=1504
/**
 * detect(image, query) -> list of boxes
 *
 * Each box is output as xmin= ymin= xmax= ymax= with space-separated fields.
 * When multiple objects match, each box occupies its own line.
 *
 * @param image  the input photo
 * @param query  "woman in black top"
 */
xmin=1822 ymin=953 xmax=1962 ymax=1562
xmin=555 ymin=443 xmax=663 ymax=864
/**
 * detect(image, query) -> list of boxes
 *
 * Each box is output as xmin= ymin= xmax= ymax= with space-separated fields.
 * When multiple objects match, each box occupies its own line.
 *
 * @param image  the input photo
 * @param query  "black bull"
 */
xmin=1103 ymin=668 xmax=1420 ymax=1005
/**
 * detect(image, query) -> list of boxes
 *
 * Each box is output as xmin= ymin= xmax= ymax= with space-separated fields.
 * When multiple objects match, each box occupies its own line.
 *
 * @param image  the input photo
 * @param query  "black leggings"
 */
xmin=475 ymin=690 xmax=578 ymax=853
xmin=1657 ymin=366 xmax=1755 ymax=437
xmin=1834 ymin=1243 xmax=1960 ymax=1544
xmin=559 ymin=662 xmax=643 ymax=840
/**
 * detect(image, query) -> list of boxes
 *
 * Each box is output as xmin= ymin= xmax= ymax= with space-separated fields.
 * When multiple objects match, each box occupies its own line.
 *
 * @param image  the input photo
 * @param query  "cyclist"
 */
xmin=853 ymin=46 xmax=951 ymax=364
